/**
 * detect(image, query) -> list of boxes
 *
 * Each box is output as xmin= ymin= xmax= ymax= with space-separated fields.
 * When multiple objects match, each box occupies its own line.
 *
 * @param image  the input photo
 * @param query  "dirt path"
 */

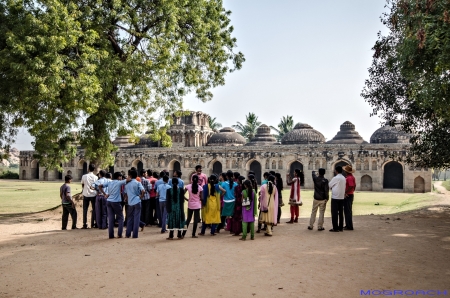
xmin=0 ymin=195 xmax=449 ymax=298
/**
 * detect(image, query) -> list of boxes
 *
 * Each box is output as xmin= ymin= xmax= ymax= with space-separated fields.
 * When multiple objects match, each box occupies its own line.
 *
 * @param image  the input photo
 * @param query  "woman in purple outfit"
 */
xmin=240 ymin=180 xmax=257 ymax=241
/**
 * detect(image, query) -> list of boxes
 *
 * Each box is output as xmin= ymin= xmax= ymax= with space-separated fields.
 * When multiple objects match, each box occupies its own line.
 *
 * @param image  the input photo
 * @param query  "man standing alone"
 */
xmin=328 ymin=166 xmax=346 ymax=232
xmin=81 ymin=164 xmax=98 ymax=229
xmin=308 ymin=168 xmax=329 ymax=231
xmin=342 ymin=165 xmax=356 ymax=230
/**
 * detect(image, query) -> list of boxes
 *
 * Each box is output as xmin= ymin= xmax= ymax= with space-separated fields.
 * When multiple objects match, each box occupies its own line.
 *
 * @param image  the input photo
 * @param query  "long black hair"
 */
xmin=267 ymin=175 xmax=275 ymax=195
xmin=294 ymin=168 xmax=305 ymax=186
xmin=209 ymin=175 xmax=217 ymax=196
xmin=248 ymin=174 xmax=258 ymax=194
xmin=237 ymin=176 xmax=245 ymax=186
xmin=244 ymin=180 xmax=254 ymax=203
xmin=192 ymin=174 xmax=199 ymax=194
xmin=221 ymin=172 xmax=227 ymax=182
xmin=172 ymin=178 xmax=179 ymax=203
xmin=226 ymin=171 xmax=234 ymax=190
xmin=275 ymin=173 xmax=283 ymax=191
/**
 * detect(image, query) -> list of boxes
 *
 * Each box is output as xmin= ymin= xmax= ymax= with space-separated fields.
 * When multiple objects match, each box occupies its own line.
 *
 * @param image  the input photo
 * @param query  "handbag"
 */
xmin=242 ymin=198 xmax=250 ymax=206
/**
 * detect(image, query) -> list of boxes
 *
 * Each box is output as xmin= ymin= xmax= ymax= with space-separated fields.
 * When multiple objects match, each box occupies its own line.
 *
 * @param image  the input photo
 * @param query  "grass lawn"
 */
xmin=0 ymin=180 xmax=438 ymax=217
xmin=442 ymin=180 xmax=450 ymax=191
xmin=0 ymin=180 xmax=82 ymax=214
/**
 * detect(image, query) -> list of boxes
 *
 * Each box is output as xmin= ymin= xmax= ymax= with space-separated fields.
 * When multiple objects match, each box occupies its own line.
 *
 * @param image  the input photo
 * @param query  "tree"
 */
xmin=362 ymin=0 xmax=450 ymax=168
xmin=232 ymin=112 xmax=261 ymax=141
xmin=270 ymin=115 xmax=294 ymax=142
xmin=208 ymin=117 xmax=222 ymax=131
xmin=0 ymin=0 xmax=244 ymax=169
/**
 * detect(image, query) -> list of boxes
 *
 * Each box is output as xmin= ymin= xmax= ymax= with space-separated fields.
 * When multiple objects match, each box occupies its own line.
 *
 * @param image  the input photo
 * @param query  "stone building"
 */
xmin=19 ymin=112 xmax=431 ymax=193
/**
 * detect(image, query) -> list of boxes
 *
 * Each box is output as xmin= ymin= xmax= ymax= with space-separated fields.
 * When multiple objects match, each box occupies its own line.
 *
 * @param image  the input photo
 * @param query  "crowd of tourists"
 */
xmin=59 ymin=163 xmax=356 ymax=240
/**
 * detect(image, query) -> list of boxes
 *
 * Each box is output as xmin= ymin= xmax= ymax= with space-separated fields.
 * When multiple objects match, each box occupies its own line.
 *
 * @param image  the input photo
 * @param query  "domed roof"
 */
xmin=326 ymin=121 xmax=367 ymax=144
xmin=281 ymin=123 xmax=325 ymax=145
xmin=112 ymin=136 xmax=134 ymax=148
xmin=207 ymin=127 xmax=246 ymax=146
xmin=370 ymin=123 xmax=411 ymax=144
xmin=245 ymin=124 xmax=278 ymax=146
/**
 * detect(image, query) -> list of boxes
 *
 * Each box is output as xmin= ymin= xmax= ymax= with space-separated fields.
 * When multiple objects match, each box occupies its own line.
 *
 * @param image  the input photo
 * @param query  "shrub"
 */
xmin=0 ymin=170 xmax=20 ymax=179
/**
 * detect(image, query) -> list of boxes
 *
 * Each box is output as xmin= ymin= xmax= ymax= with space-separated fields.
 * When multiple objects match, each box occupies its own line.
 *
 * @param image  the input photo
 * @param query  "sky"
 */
xmin=14 ymin=0 xmax=389 ymax=150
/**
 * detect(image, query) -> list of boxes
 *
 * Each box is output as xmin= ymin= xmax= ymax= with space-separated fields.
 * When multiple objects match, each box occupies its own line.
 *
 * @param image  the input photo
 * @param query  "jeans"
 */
xmin=309 ymin=199 xmax=327 ymax=228
xmin=159 ymin=201 xmax=167 ymax=232
xmin=344 ymin=194 xmax=354 ymax=229
xmin=156 ymin=197 xmax=162 ymax=227
xmin=95 ymin=195 xmax=108 ymax=229
xmin=62 ymin=204 xmax=77 ymax=229
xmin=149 ymin=197 xmax=158 ymax=224
xmin=141 ymin=199 xmax=151 ymax=225
xmin=201 ymin=223 xmax=217 ymax=235
xmin=331 ymin=199 xmax=344 ymax=231
xmin=126 ymin=203 xmax=145 ymax=238
xmin=107 ymin=201 xmax=123 ymax=238
xmin=183 ymin=208 xmax=200 ymax=237
xmin=83 ymin=196 xmax=96 ymax=228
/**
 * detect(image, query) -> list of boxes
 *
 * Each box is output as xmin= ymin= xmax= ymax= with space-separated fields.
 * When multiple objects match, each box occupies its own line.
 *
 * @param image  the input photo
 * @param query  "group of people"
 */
xmin=59 ymin=162 xmax=356 ymax=240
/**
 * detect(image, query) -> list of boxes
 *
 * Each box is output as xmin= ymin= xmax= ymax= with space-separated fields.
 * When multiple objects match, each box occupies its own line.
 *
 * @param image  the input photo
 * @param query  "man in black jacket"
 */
xmin=308 ymin=168 xmax=329 ymax=231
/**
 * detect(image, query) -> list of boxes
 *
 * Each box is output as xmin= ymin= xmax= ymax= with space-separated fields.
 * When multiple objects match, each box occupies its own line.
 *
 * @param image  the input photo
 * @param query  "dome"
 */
xmin=245 ymin=124 xmax=278 ymax=146
xmin=281 ymin=123 xmax=325 ymax=145
xmin=112 ymin=136 xmax=134 ymax=148
xmin=207 ymin=127 xmax=246 ymax=146
xmin=326 ymin=121 xmax=367 ymax=144
xmin=370 ymin=123 xmax=411 ymax=144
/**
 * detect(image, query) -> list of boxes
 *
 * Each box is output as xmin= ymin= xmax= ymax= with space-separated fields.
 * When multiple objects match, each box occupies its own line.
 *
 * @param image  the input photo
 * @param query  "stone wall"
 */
xmin=19 ymin=143 xmax=432 ymax=193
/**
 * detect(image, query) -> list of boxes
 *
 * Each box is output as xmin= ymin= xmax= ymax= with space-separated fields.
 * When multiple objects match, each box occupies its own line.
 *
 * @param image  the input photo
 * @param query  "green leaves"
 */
xmin=362 ymin=0 xmax=450 ymax=168
xmin=0 ymin=0 xmax=244 ymax=168
xmin=270 ymin=115 xmax=294 ymax=142
xmin=233 ymin=112 xmax=261 ymax=142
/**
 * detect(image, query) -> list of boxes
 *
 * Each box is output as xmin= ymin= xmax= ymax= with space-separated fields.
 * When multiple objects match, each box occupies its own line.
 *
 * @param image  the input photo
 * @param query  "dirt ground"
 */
xmin=0 ymin=185 xmax=449 ymax=298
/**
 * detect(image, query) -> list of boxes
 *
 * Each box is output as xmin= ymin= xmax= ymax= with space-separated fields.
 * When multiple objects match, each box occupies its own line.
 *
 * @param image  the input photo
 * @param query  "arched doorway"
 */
xmin=333 ymin=160 xmax=349 ymax=176
xmin=360 ymin=175 xmax=373 ymax=191
xmin=58 ymin=163 xmax=63 ymax=180
xmin=43 ymin=170 xmax=48 ymax=181
xmin=78 ymin=160 xmax=87 ymax=180
xmin=22 ymin=170 xmax=26 ymax=180
xmin=31 ymin=160 xmax=39 ymax=179
xmin=414 ymin=176 xmax=425 ymax=193
xmin=250 ymin=161 xmax=262 ymax=184
xmin=289 ymin=161 xmax=304 ymax=180
xmin=383 ymin=161 xmax=403 ymax=189
xmin=213 ymin=161 xmax=222 ymax=175
xmin=173 ymin=161 xmax=181 ymax=173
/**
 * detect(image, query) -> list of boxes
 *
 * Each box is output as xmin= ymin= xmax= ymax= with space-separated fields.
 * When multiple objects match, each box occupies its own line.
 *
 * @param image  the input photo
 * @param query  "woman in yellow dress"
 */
xmin=199 ymin=175 xmax=226 ymax=236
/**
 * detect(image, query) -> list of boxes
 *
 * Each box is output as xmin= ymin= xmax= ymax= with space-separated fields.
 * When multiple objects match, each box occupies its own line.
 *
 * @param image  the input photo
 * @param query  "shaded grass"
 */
xmin=0 ymin=180 xmax=82 ymax=214
xmin=442 ymin=180 xmax=450 ymax=191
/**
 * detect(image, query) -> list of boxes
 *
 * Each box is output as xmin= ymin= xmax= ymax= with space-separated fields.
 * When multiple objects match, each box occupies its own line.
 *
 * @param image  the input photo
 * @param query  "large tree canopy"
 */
xmin=0 ymin=0 xmax=244 ymax=168
xmin=362 ymin=0 xmax=450 ymax=168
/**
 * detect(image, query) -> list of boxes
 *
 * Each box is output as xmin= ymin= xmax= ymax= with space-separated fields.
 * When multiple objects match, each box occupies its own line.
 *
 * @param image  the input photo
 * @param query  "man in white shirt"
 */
xmin=81 ymin=163 xmax=98 ymax=229
xmin=328 ymin=165 xmax=346 ymax=232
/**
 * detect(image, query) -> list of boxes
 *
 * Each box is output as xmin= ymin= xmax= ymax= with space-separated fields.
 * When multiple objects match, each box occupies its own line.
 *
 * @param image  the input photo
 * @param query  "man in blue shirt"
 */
xmin=99 ymin=172 xmax=126 ymax=239
xmin=93 ymin=170 xmax=109 ymax=229
xmin=154 ymin=171 xmax=166 ymax=228
xmin=157 ymin=175 xmax=172 ymax=234
xmin=169 ymin=170 xmax=185 ymax=189
xmin=124 ymin=169 xmax=146 ymax=238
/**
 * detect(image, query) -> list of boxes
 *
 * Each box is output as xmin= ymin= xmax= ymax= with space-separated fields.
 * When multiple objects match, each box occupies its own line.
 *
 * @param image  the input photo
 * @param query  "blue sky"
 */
xmin=14 ymin=0 xmax=388 ymax=150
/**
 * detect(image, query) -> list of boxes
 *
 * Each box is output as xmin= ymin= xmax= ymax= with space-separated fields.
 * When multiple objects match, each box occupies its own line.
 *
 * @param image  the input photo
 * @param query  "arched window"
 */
xmin=250 ymin=161 xmax=262 ymax=184
xmin=414 ymin=176 xmax=425 ymax=193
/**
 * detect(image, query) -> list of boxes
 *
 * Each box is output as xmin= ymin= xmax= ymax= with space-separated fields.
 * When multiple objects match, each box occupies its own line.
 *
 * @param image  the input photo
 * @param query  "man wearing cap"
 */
xmin=342 ymin=165 xmax=356 ymax=230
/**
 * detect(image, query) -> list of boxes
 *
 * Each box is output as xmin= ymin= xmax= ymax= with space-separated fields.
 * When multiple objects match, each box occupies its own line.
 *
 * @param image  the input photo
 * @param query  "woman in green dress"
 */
xmin=166 ymin=178 xmax=186 ymax=239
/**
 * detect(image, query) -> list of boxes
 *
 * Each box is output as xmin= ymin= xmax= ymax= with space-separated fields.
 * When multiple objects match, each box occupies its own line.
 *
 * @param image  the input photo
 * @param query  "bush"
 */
xmin=0 ymin=170 xmax=19 ymax=179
